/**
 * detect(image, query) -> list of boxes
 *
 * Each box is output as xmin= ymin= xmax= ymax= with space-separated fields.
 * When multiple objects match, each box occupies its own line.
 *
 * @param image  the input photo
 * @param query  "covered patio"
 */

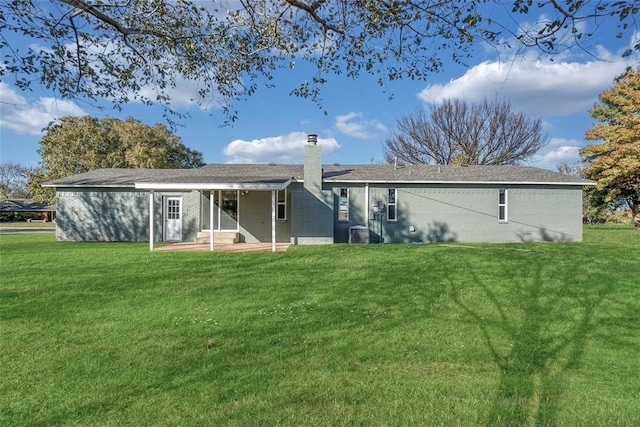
xmin=135 ymin=172 xmax=295 ymax=252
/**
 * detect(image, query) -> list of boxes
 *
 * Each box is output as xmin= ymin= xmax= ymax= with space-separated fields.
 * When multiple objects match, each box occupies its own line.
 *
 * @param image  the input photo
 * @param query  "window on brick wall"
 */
xmin=277 ymin=190 xmax=286 ymax=220
xmin=338 ymin=188 xmax=349 ymax=222
xmin=498 ymin=188 xmax=508 ymax=222
xmin=387 ymin=188 xmax=397 ymax=221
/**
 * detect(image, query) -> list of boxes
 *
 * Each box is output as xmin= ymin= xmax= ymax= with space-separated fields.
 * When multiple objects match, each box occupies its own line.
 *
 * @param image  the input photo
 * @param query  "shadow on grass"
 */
xmin=447 ymin=258 xmax=609 ymax=426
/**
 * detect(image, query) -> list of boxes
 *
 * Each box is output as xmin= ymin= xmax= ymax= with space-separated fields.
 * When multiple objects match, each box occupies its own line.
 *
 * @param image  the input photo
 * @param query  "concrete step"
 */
xmin=195 ymin=231 xmax=240 ymax=244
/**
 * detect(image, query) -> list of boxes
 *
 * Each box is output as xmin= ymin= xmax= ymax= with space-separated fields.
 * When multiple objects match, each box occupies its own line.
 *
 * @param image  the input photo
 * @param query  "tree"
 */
xmin=383 ymin=98 xmax=547 ymax=165
xmin=0 ymin=162 xmax=31 ymax=199
xmin=580 ymin=66 xmax=640 ymax=229
xmin=27 ymin=116 xmax=205 ymax=203
xmin=1 ymin=1 xmax=638 ymax=122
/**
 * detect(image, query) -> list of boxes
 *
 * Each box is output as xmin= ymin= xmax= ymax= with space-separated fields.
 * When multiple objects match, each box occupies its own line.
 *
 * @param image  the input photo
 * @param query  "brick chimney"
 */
xmin=304 ymin=134 xmax=322 ymax=195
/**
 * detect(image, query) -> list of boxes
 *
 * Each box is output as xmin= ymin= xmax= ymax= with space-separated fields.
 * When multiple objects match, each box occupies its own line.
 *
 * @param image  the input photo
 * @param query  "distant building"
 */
xmin=0 ymin=198 xmax=56 ymax=222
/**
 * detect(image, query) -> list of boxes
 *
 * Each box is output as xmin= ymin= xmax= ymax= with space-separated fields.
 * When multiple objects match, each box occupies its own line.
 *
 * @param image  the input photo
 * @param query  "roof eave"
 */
xmin=42 ymin=183 xmax=137 ymax=188
xmin=134 ymin=178 xmax=294 ymax=191
xmin=323 ymin=179 xmax=596 ymax=186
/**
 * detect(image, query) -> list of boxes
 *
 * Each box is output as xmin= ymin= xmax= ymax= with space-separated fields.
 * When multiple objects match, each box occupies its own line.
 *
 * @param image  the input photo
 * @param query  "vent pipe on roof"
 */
xmin=308 ymin=134 xmax=318 ymax=145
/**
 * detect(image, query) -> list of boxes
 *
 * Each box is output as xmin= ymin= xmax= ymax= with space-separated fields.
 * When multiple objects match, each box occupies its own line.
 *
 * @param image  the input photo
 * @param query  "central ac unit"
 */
xmin=349 ymin=225 xmax=370 ymax=244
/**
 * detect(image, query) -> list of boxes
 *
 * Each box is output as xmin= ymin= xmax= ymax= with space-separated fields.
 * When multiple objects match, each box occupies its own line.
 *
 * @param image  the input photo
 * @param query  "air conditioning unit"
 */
xmin=349 ymin=225 xmax=370 ymax=244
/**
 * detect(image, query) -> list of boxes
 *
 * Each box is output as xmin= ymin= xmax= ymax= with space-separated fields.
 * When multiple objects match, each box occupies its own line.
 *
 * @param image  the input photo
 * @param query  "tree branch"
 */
xmin=284 ymin=0 xmax=344 ymax=34
xmin=59 ymin=0 xmax=170 ymax=40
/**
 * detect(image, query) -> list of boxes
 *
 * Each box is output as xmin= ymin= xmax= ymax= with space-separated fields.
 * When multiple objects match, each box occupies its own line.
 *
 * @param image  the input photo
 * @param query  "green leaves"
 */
xmin=580 ymin=67 xmax=640 ymax=228
xmin=1 ymin=1 xmax=638 ymax=123
xmin=27 ymin=116 xmax=205 ymax=203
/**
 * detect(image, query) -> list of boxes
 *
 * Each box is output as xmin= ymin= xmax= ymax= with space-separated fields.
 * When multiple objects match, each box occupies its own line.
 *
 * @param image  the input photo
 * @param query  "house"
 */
xmin=43 ymin=134 xmax=594 ymax=251
xmin=0 ymin=198 xmax=56 ymax=222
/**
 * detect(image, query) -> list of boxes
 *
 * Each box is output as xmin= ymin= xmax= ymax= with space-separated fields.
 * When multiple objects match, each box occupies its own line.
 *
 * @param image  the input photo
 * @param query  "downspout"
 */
xmin=149 ymin=190 xmax=154 ymax=251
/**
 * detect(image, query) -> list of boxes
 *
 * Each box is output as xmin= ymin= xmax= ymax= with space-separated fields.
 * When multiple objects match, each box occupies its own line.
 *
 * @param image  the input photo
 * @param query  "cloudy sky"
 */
xmin=1 ymin=5 xmax=638 ymax=171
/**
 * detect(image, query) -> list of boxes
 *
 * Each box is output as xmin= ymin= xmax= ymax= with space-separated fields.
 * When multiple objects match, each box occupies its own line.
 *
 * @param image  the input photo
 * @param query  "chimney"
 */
xmin=304 ymin=134 xmax=322 ymax=194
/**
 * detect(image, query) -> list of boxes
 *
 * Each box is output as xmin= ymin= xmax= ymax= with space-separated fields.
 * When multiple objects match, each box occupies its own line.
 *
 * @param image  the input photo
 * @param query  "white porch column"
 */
xmin=271 ymin=190 xmax=276 ymax=252
xmin=209 ymin=190 xmax=214 ymax=252
xmin=365 ymin=183 xmax=370 ymax=230
xmin=149 ymin=190 xmax=154 ymax=251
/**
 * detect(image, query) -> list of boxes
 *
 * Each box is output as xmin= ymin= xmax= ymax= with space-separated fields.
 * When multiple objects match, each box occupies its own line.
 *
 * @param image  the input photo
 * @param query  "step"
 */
xmin=195 ymin=231 xmax=240 ymax=244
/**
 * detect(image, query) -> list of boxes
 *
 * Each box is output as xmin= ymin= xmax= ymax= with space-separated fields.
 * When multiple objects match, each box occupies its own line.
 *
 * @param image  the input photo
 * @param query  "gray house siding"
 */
xmin=329 ymin=184 xmax=584 ymax=243
xmin=289 ymin=142 xmax=334 ymax=244
xmin=332 ymin=185 xmax=369 ymax=243
xmin=290 ymin=185 xmax=334 ymax=244
xmin=237 ymin=190 xmax=292 ymax=243
xmin=55 ymin=188 xmax=199 ymax=242
xmin=163 ymin=190 xmax=200 ymax=242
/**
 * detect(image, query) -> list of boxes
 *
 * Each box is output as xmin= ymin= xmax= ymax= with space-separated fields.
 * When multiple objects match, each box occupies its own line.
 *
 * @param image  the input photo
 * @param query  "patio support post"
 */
xmin=365 ymin=183 xmax=370 ymax=230
xmin=149 ymin=190 xmax=154 ymax=251
xmin=209 ymin=190 xmax=214 ymax=252
xmin=271 ymin=190 xmax=276 ymax=252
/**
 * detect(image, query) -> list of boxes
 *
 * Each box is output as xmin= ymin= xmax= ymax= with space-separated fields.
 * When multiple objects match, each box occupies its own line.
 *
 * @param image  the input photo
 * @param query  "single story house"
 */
xmin=43 ymin=134 xmax=594 ymax=251
xmin=0 ymin=198 xmax=56 ymax=222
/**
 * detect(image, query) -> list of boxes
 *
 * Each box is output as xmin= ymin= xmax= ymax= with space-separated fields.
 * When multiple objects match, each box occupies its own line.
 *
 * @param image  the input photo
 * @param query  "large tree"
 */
xmin=1 ymin=1 xmax=638 ymax=122
xmin=383 ymin=98 xmax=547 ymax=165
xmin=27 ymin=116 xmax=205 ymax=203
xmin=0 ymin=162 xmax=31 ymax=199
xmin=580 ymin=66 xmax=640 ymax=229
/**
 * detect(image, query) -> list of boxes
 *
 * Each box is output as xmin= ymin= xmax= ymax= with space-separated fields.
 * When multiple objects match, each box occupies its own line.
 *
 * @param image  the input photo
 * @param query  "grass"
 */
xmin=1 ymin=225 xmax=639 ymax=426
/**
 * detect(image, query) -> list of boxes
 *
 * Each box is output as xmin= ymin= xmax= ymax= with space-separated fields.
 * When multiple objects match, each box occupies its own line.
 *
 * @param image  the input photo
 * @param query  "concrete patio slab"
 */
xmin=155 ymin=242 xmax=291 ymax=253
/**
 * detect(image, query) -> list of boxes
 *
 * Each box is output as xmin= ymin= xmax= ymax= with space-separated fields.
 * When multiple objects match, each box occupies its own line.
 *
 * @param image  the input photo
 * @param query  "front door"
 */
xmin=164 ymin=197 xmax=182 ymax=241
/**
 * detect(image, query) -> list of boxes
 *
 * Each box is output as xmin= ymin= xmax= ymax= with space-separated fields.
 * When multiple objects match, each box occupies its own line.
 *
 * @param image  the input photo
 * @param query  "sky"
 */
xmin=1 ymin=4 xmax=639 ymax=172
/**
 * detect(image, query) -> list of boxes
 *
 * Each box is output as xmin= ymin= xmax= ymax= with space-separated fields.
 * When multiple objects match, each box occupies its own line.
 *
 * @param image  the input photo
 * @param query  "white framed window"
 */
xmin=387 ymin=188 xmax=397 ymax=221
xmin=498 ymin=188 xmax=508 ymax=222
xmin=338 ymin=188 xmax=349 ymax=222
xmin=277 ymin=190 xmax=287 ymax=221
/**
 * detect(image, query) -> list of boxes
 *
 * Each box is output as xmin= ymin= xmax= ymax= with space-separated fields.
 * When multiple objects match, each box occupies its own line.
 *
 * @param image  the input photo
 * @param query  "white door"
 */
xmin=164 ymin=197 xmax=182 ymax=241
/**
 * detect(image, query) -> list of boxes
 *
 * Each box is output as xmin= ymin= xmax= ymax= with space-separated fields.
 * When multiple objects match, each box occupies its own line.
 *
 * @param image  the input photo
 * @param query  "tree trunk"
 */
xmin=633 ymin=202 xmax=640 ymax=230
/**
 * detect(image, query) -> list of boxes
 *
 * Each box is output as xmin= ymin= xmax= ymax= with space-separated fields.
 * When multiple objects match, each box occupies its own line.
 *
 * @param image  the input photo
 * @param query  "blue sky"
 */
xmin=1 ymin=6 xmax=638 ymax=171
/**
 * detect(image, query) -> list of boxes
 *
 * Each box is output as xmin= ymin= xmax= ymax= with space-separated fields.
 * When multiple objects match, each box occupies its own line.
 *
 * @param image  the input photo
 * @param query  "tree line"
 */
xmin=2 ymin=117 xmax=204 ymax=204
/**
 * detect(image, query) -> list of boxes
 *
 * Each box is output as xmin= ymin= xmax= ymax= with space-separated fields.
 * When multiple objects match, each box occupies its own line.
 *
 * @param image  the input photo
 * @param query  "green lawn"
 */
xmin=1 ymin=226 xmax=639 ymax=426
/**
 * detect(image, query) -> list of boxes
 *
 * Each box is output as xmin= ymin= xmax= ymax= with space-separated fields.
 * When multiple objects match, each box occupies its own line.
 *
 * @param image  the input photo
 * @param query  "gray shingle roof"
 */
xmin=43 ymin=164 xmax=594 ymax=188
xmin=322 ymin=164 xmax=595 ymax=184
xmin=42 ymin=168 xmax=186 ymax=187
xmin=0 ymin=198 xmax=55 ymax=211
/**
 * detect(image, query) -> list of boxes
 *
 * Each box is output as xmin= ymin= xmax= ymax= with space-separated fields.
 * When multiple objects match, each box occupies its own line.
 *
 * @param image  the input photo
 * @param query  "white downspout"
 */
xmin=271 ymin=190 xmax=276 ymax=253
xmin=149 ymin=190 xmax=154 ymax=251
xmin=209 ymin=190 xmax=214 ymax=252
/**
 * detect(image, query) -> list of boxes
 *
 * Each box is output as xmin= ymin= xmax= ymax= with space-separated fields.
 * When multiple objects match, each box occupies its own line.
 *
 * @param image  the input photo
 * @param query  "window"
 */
xmin=167 ymin=198 xmax=180 ymax=220
xmin=338 ymin=188 xmax=349 ymax=222
xmin=277 ymin=190 xmax=287 ymax=220
xmin=498 ymin=188 xmax=508 ymax=222
xmin=387 ymin=188 xmax=397 ymax=221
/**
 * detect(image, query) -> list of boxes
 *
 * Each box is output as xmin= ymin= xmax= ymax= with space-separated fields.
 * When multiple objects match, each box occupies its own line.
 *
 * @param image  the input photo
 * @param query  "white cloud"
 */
xmin=0 ymin=82 xmax=86 ymax=135
xmin=418 ymin=52 xmax=634 ymax=117
xmin=223 ymin=131 xmax=340 ymax=163
xmin=334 ymin=112 xmax=387 ymax=138
xmin=533 ymin=138 xmax=583 ymax=170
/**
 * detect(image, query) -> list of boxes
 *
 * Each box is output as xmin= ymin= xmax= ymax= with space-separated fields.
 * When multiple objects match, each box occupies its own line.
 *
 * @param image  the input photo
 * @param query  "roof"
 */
xmin=0 ymin=199 xmax=55 ymax=212
xmin=42 ymin=164 xmax=595 ymax=189
xmin=321 ymin=164 xmax=595 ymax=185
